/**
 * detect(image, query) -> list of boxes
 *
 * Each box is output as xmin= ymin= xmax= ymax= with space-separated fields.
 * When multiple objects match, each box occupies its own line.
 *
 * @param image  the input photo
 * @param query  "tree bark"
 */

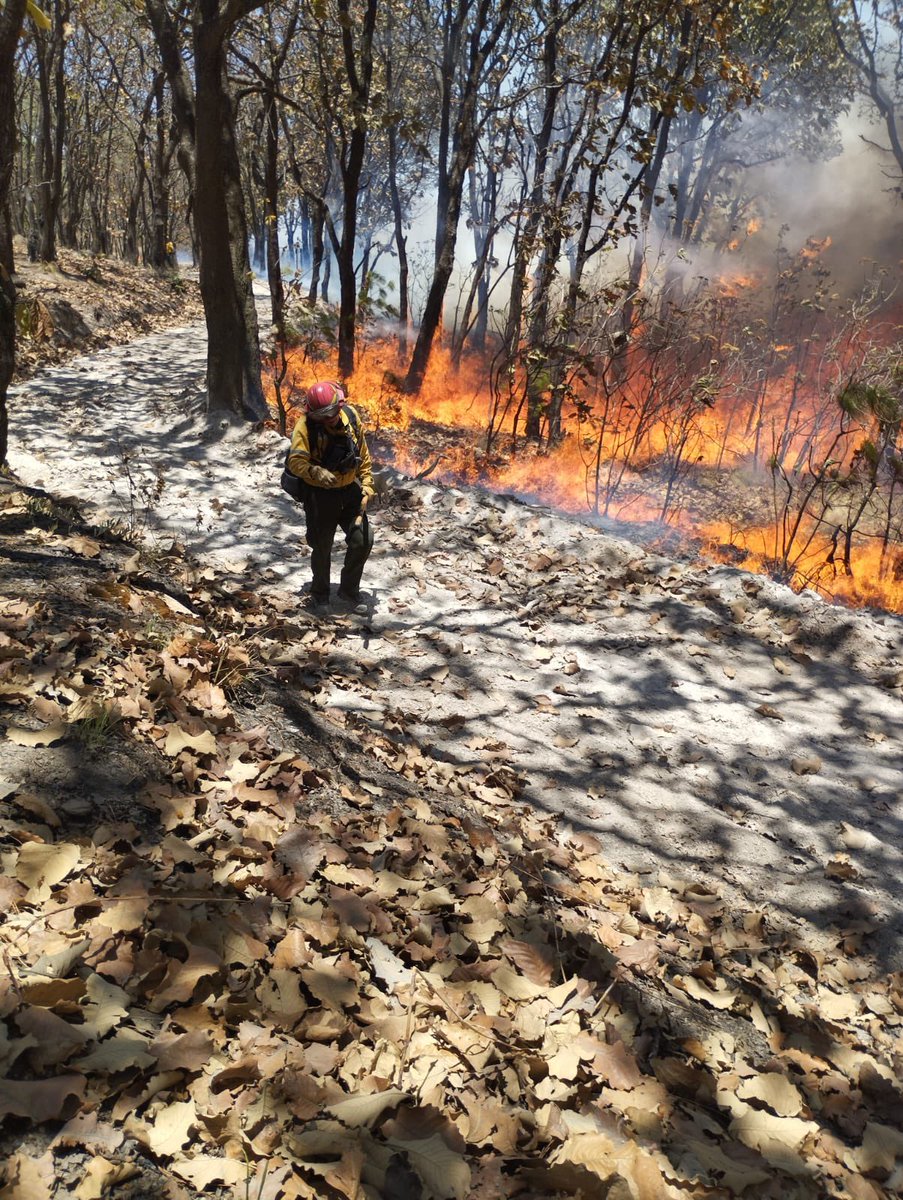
xmin=335 ymin=0 xmax=378 ymax=378
xmin=193 ymin=1 xmax=266 ymax=420
xmin=147 ymin=0 xmax=267 ymax=421
xmin=35 ymin=0 xmax=70 ymax=261
xmin=403 ymin=0 xmax=515 ymax=394
xmin=0 ymin=0 xmax=28 ymax=466
xmin=264 ymin=95 xmax=283 ymax=332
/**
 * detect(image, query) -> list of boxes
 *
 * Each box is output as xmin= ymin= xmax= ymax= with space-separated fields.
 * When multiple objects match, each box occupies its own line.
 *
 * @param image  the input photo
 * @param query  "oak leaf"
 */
xmin=144 ymin=1098 xmax=196 ymax=1157
xmin=161 ymin=726 xmax=218 ymax=757
xmin=0 ymin=1151 xmax=54 ymax=1200
xmin=15 ymin=841 xmax=80 ymax=901
xmin=737 ymin=1072 xmax=803 ymax=1117
xmin=499 ymin=938 xmax=554 ymax=986
xmin=0 ymin=1074 xmax=85 ymax=1122
xmin=74 ymin=1157 xmax=139 ymax=1200
xmin=6 ymin=722 xmax=68 ymax=747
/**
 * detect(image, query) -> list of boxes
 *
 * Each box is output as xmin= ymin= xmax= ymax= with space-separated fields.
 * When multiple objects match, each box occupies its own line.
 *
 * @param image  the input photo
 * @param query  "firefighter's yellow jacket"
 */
xmin=287 ymin=404 xmax=375 ymax=498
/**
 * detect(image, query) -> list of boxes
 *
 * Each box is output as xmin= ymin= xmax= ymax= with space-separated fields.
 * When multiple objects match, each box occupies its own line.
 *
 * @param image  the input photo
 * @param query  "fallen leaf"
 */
xmin=853 ymin=1122 xmax=903 ymax=1174
xmin=730 ymin=1109 xmax=817 ymax=1175
xmin=15 ymin=842 xmax=81 ymax=901
xmin=6 ymin=722 xmax=68 ymax=747
xmin=591 ymin=1040 xmax=644 ymax=1090
xmin=144 ymin=1099 xmax=196 ymax=1157
xmin=791 ymin=754 xmax=822 ymax=776
xmin=366 ymin=937 xmax=414 ymax=992
xmin=169 ymin=1156 xmax=247 ymax=1189
xmin=74 ymin=1157 xmax=139 ymax=1200
xmin=75 ymin=1030 xmax=156 ymax=1073
xmin=326 ymin=1089 xmax=410 ymax=1128
xmin=0 ymin=1151 xmax=54 ymax=1200
xmin=673 ymin=974 xmax=739 ymax=1010
xmin=66 ymin=535 xmax=102 ymax=558
xmin=149 ymin=945 xmax=223 ymax=1011
xmin=385 ymin=1132 xmax=470 ymax=1200
xmin=161 ymin=726 xmax=218 ymax=757
xmin=52 ymin=1112 xmax=124 ymax=1155
xmin=737 ymin=1072 xmax=803 ymax=1117
xmin=499 ymin=938 xmax=554 ymax=986
xmin=754 ymin=704 xmax=784 ymax=721
xmin=0 ymin=1074 xmax=85 ymax=1122
xmin=826 ymin=854 xmax=860 ymax=881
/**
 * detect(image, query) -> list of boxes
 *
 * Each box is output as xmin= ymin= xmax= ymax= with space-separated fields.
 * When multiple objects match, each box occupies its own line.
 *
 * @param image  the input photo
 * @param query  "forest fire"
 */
xmin=268 ymin=297 xmax=903 ymax=615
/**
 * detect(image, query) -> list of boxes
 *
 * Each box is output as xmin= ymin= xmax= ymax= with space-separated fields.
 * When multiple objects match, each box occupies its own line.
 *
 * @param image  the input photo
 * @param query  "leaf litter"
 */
xmin=0 ymin=487 xmax=902 ymax=1199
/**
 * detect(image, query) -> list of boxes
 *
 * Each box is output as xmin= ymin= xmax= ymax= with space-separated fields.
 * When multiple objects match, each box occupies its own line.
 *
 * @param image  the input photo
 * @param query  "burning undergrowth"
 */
xmin=267 ymin=261 xmax=903 ymax=615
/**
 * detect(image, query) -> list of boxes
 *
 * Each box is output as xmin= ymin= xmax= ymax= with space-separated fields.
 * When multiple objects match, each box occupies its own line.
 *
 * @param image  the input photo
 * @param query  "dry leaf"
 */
xmin=66 ymin=535 xmax=102 ymax=558
xmin=161 ymin=726 xmax=218 ymax=757
xmin=0 ymin=1152 xmax=54 ymax=1200
xmin=366 ymin=937 xmax=414 ymax=992
xmin=672 ymin=974 xmax=739 ymax=1011
xmin=0 ymin=1075 xmax=85 ymax=1122
xmin=14 ymin=841 xmax=80 ymax=902
xmin=6 ymin=722 xmax=68 ymax=747
xmin=149 ymin=944 xmax=223 ymax=1011
xmin=853 ymin=1122 xmax=903 ymax=1174
xmin=385 ymin=1131 xmax=470 ymax=1200
xmin=144 ymin=1099 xmax=196 ymax=1157
xmin=754 ymin=704 xmax=783 ymax=721
xmin=591 ymin=1040 xmax=644 ymax=1090
xmin=52 ymin=1112 xmax=124 ymax=1155
xmin=82 ymin=974 xmax=130 ymax=1038
xmin=737 ymin=1072 xmax=803 ymax=1117
xmin=730 ymin=1109 xmax=817 ymax=1175
xmin=74 ymin=1157 xmax=139 ymax=1200
xmin=499 ymin=938 xmax=554 ymax=986
xmin=76 ymin=1030 xmax=155 ymax=1074
xmin=169 ymin=1156 xmax=247 ymax=1189
xmin=326 ymin=1089 xmax=410 ymax=1128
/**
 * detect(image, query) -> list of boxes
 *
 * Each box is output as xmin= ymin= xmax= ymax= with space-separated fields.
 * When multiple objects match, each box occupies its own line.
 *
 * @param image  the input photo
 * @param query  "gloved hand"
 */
xmin=310 ymin=466 xmax=337 ymax=486
xmin=353 ymin=494 xmax=369 ymax=527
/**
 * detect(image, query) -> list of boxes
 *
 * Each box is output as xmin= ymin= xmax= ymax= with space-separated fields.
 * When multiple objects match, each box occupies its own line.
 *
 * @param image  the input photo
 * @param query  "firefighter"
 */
xmin=286 ymin=380 xmax=375 ymax=608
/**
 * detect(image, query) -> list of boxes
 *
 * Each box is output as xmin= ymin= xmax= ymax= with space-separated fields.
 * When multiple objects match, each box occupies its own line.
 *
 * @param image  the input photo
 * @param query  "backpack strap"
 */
xmin=343 ymin=404 xmax=361 ymax=443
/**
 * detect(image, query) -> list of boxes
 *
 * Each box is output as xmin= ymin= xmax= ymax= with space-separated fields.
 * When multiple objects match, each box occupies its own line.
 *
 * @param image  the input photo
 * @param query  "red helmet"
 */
xmin=305 ymin=380 xmax=346 ymax=421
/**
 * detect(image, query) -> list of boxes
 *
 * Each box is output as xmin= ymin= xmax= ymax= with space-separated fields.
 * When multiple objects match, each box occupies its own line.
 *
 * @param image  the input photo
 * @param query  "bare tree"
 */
xmin=826 ymin=0 xmax=903 ymax=190
xmin=146 ymin=0 xmax=268 ymax=420
xmin=1 ymin=0 xmax=29 ymax=465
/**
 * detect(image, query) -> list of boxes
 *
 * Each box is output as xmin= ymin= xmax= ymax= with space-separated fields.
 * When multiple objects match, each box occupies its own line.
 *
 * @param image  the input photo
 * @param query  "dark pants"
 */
xmin=303 ymin=482 xmax=373 ymax=598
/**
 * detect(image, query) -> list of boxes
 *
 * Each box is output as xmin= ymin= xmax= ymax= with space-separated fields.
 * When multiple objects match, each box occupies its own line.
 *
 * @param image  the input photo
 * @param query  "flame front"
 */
xmin=267 ymin=287 xmax=903 ymax=614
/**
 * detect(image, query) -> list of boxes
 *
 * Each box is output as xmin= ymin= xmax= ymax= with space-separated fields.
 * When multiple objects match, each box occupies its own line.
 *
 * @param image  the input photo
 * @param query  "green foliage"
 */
xmin=838 ymin=381 xmax=883 ymax=419
xmin=357 ymin=270 xmax=398 ymax=326
xmin=838 ymin=380 xmax=902 ymax=428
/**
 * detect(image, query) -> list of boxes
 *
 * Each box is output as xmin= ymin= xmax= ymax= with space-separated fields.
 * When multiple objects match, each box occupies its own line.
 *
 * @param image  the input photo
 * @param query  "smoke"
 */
xmin=671 ymin=110 xmax=903 ymax=298
xmin=265 ymin=110 xmax=903 ymax=329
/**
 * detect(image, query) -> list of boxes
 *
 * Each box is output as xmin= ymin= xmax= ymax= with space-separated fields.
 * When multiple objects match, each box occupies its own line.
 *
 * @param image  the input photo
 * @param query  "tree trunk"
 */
xmin=402 ymin=0 xmax=515 ymax=394
xmin=150 ymin=73 xmax=175 ymax=268
xmin=335 ymin=0 xmax=377 ymax=378
xmin=0 ymin=0 xmax=28 ymax=466
xmin=387 ymin=105 xmax=408 ymax=360
xmin=36 ymin=0 xmax=69 ymax=261
xmin=193 ymin=3 xmax=266 ymax=420
xmin=264 ymin=95 xmax=284 ymax=334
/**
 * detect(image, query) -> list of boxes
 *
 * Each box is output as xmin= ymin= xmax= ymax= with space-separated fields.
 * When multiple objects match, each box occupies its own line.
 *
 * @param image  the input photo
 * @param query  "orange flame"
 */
xmin=266 ymin=316 xmax=903 ymax=614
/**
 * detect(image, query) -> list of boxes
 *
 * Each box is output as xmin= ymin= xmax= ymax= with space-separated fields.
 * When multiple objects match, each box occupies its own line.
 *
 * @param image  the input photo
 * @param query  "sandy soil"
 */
xmin=8 ymin=316 xmax=903 ymax=972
